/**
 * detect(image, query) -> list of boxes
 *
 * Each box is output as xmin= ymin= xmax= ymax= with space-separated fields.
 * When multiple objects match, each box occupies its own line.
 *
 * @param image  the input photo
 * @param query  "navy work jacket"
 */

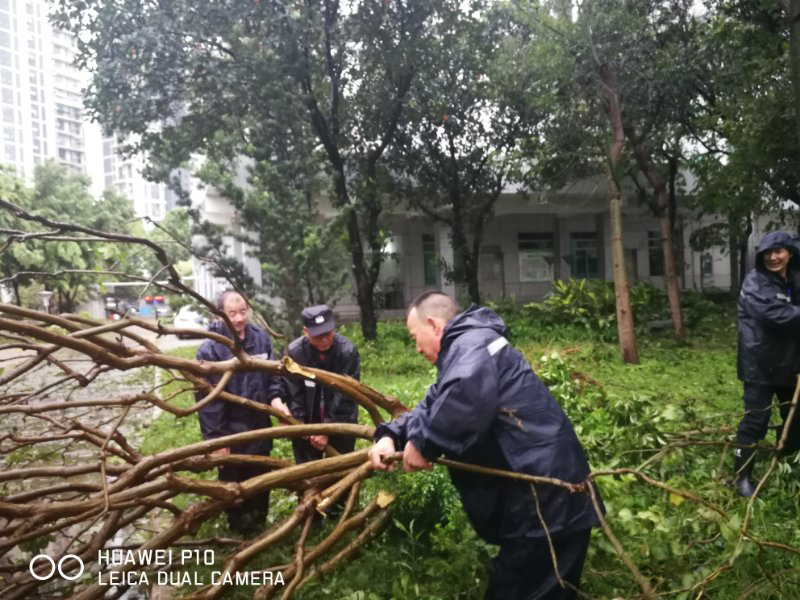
xmin=376 ymin=305 xmax=601 ymax=543
xmin=284 ymin=334 xmax=360 ymax=424
xmin=738 ymin=230 xmax=800 ymax=386
xmin=195 ymin=321 xmax=283 ymax=455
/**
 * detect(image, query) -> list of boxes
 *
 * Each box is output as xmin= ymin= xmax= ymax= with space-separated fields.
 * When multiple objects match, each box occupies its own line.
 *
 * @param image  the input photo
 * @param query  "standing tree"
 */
xmin=598 ymin=0 xmax=704 ymax=340
xmin=392 ymin=0 xmax=536 ymax=304
xmin=570 ymin=0 xmax=703 ymax=341
xmin=511 ymin=2 xmax=640 ymax=363
xmin=54 ymin=0 xmax=437 ymax=340
xmin=687 ymin=1 xmax=800 ymax=289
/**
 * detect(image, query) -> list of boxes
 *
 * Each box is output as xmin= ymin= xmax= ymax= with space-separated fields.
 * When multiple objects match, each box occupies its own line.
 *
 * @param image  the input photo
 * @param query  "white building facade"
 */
xmin=0 ymin=0 xmax=89 ymax=177
xmin=100 ymin=134 xmax=167 ymax=221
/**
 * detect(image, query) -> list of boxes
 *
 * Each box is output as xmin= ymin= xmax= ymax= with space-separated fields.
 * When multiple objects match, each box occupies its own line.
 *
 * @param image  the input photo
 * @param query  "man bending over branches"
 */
xmin=368 ymin=291 xmax=602 ymax=600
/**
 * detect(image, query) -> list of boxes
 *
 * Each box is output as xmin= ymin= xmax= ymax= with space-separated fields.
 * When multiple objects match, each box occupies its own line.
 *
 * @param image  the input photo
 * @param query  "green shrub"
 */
xmin=523 ymin=278 xmax=723 ymax=340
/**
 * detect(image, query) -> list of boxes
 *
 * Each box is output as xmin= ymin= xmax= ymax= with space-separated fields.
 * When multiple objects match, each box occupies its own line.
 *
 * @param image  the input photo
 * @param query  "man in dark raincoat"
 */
xmin=734 ymin=231 xmax=800 ymax=497
xmin=368 ymin=291 xmax=601 ymax=600
xmin=283 ymin=304 xmax=360 ymax=464
xmin=196 ymin=290 xmax=290 ymax=534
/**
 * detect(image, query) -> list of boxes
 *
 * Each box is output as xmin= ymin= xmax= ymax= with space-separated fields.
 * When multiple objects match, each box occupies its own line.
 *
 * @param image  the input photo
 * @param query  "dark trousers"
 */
xmin=484 ymin=528 xmax=591 ymax=600
xmin=218 ymin=463 xmax=271 ymax=533
xmin=291 ymin=434 xmax=356 ymax=464
xmin=736 ymin=383 xmax=800 ymax=454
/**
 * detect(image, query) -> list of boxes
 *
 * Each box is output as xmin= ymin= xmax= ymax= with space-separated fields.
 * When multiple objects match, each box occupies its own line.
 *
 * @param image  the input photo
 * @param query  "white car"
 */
xmin=172 ymin=306 xmax=209 ymax=339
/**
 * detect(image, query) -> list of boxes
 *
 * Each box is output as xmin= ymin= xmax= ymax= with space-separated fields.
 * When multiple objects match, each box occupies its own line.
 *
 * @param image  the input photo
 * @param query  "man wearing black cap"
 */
xmin=283 ymin=304 xmax=361 ymax=464
xmin=734 ymin=230 xmax=800 ymax=496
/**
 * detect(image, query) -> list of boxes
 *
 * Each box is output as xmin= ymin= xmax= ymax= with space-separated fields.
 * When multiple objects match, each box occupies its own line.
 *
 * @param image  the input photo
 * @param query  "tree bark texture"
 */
xmin=627 ymin=136 xmax=686 ymax=339
xmin=600 ymin=63 xmax=640 ymax=364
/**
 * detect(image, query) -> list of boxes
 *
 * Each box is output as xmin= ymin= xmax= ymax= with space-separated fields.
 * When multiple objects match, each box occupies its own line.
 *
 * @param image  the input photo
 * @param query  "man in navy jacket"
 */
xmin=196 ymin=290 xmax=289 ymax=534
xmin=734 ymin=231 xmax=800 ymax=496
xmin=369 ymin=292 xmax=601 ymax=600
xmin=283 ymin=304 xmax=360 ymax=464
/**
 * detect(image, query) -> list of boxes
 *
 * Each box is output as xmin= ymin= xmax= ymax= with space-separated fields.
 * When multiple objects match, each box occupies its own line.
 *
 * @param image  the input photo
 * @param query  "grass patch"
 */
xmin=133 ymin=303 xmax=800 ymax=599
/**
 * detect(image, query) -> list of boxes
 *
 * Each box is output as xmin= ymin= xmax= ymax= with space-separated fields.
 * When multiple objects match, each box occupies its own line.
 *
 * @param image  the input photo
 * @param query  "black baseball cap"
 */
xmin=302 ymin=304 xmax=336 ymax=336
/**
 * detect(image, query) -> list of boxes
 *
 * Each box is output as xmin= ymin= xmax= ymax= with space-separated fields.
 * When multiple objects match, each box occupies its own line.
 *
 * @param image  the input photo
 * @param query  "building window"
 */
xmin=570 ymin=232 xmax=599 ymax=279
xmin=151 ymin=203 xmax=162 ymax=219
xmin=518 ymin=232 xmax=554 ymax=282
xmin=648 ymin=231 xmax=664 ymax=276
xmin=422 ymin=233 xmax=437 ymax=286
xmin=701 ymin=253 xmax=713 ymax=278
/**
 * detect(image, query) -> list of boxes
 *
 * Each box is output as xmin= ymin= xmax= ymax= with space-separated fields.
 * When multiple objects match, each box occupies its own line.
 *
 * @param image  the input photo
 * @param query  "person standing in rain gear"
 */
xmin=283 ymin=304 xmax=361 ymax=464
xmin=734 ymin=231 xmax=800 ymax=497
xmin=368 ymin=291 xmax=601 ymax=600
xmin=195 ymin=290 xmax=290 ymax=534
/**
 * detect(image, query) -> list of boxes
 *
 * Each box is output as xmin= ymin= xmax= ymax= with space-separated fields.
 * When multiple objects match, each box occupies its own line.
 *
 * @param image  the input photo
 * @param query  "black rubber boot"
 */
xmin=733 ymin=446 xmax=757 ymax=498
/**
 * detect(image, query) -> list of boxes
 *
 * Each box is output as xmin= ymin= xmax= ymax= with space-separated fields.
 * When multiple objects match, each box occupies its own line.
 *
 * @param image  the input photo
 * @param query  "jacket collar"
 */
xmin=436 ymin=304 xmax=508 ymax=368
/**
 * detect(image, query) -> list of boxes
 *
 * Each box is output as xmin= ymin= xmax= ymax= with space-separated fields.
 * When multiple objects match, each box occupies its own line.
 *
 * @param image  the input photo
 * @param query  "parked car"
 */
xmin=172 ymin=306 xmax=209 ymax=338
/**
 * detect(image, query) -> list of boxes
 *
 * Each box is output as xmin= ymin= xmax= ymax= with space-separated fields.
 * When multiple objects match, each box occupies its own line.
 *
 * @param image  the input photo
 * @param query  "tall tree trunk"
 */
xmin=12 ymin=281 xmax=20 ymax=306
xmin=464 ymin=256 xmax=481 ymax=305
xmin=728 ymin=226 xmax=740 ymax=294
xmin=450 ymin=224 xmax=473 ymax=304
xmin=355 ymin=274 xmax=378 ymax=340
xmin=626 ymin=137 xmax=686 ymax=339
xmin=448 ymin=188 xmax=482 ymax=304
xmin=342 ymin=203 xmax=378 ymax=341
xmin=783 ymin=0 xmax=800 ymax=145
xmin=668 ymin=154 xmax=685 ymax=289
xmin=738 ymin=215 xmax=753 ymax=293
xmin=600 ymin=63 xmax=639 ymax=364
xmin=657 ymin=205 xmax=685 ymax=338
xmin=466 ymin=231 xmax=483 ymax=305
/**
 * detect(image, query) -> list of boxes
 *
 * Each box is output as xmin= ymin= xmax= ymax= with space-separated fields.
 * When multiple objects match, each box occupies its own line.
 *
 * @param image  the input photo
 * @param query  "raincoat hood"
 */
xmin=755 ymin=231 xmax=799 ymax=274
xmin=439 ymin=305 xmax=508 ymax=365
